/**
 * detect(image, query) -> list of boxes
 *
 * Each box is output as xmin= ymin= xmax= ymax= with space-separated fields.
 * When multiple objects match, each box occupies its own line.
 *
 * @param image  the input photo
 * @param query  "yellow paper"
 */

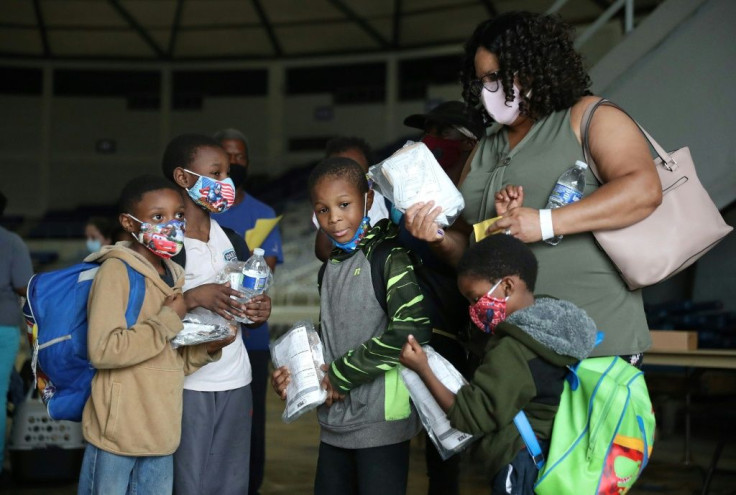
xmin=473 ymin=216 xmax=503 ymax=242
xmin=245 ymin=215 xmax=283 ymax=250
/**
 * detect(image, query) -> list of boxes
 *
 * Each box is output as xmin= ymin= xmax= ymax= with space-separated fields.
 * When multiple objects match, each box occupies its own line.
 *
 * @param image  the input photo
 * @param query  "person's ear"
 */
xmin=501 ymin=276 xmax=517 ymax=298
xmin=172 ymin=167 xmax=191 ymax=189
xmin=119 ymin=214 xmax=137 ymax=236
xmin=365 ymin=189 xmax=374 ymax=213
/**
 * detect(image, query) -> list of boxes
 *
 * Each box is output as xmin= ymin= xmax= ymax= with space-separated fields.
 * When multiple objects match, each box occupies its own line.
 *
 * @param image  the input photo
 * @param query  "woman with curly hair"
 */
xmin=404 ymin=11 xmax=661 ymax=365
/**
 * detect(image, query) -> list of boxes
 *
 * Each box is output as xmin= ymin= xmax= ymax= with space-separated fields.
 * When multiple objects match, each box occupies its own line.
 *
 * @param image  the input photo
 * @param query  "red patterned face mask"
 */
xmin=421 ymin=135 xmax=464 ymax=170
xmin=468 ymin=279 xmax=508 ymax=334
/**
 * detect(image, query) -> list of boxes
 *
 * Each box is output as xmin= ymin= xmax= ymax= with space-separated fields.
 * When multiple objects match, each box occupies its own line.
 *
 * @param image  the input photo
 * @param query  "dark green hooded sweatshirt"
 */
xmin=447 ymin=296 xmax=598 ymax=478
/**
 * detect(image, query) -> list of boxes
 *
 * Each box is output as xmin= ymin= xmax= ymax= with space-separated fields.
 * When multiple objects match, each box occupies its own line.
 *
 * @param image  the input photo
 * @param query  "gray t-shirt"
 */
xmin=0 ymin=226 xmax=33 ymax=327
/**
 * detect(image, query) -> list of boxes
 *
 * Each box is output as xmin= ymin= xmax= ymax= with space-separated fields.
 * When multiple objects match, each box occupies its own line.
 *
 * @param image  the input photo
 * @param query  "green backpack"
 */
xmin=514 ymin=355 xmax=656 ymax=495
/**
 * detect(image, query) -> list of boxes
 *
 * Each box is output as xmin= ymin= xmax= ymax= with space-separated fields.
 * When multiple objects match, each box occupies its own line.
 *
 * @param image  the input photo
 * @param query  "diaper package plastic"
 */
xmin=270 ymin=321 xmax=328 ymax=423
xmin=368 ymin=141 xmax=465 ymax=227
xmin=171 ymin=308 xmax=236 ymax=349
xmin=400 ymin=346 xmax=476 ymax=460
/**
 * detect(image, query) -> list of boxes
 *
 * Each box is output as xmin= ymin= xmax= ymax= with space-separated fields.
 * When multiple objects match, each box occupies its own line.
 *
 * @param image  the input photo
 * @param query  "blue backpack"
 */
xmin=23 ymin=261 xmax=145 ymax=422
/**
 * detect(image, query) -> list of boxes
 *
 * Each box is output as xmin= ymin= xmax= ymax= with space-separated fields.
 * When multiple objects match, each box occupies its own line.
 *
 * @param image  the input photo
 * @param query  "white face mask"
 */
xmin=480 ymin=82 xmax=523 ymax=125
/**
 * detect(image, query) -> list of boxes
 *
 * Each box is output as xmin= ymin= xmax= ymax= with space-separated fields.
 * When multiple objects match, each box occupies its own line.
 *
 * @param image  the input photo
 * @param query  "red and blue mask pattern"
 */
xmin=126 ymin=215 xmax=186 ymax=259
xmin=468 ymin=279 xmax=508 ymax=334
xmin=183 ymin=169 xmax=236 ymax=213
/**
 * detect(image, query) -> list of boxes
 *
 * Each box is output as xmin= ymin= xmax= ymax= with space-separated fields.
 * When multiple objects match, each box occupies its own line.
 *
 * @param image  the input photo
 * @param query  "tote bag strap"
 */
xmin=580 ymin=98 xmax=677 ymax=184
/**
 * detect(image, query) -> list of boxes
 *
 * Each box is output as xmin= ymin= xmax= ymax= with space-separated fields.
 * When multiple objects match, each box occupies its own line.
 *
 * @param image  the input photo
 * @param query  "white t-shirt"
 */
xmin=182 ymin=219 xmax=252 ymax=392
xmin=311 ymin=189 xmax=390 ymax=229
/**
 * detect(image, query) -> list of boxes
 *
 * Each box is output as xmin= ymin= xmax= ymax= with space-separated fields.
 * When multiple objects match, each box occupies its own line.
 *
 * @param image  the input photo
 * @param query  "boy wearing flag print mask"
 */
xmin=161 ymin=134 xmax=272 ymax=495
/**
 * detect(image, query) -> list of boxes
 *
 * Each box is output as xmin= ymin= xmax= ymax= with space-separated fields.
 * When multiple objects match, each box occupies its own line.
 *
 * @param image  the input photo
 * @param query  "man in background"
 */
xmin=403 ymin=100 xmax=485 ymax=185
xmin=212 ymin=129 xmax=283 ymax=495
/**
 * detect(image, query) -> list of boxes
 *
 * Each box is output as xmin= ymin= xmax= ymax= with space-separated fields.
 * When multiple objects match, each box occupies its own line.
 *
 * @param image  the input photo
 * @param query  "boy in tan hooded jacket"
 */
xmin=78 ymin=176 xmax=234 ymax=494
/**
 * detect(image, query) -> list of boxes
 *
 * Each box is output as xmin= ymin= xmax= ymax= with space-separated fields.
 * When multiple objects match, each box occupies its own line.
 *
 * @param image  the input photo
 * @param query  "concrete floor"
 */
xmin=3 ymin=376 xmax=736 ymax=495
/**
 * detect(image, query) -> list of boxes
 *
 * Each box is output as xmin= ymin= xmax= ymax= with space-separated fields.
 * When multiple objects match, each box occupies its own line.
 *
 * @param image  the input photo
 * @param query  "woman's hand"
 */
xmin=403 ymin=201 xmax=445 ymax=244
xmin=320 ymin=364 xmax=345 ymax=407
xmin=487 ymin=207 xmax=542 ymax=243
xmin=244 ymin=294 xmax=271 ymax=325
xmin=271 ymin=366 xmax=290 ymax=400
xmin=399 ymin=335 xmax=430 ymax=375
xmin=183 ymin=283 xmax=247 ymax=320
xmin=495 ymin=185 xmax=524 ymax=216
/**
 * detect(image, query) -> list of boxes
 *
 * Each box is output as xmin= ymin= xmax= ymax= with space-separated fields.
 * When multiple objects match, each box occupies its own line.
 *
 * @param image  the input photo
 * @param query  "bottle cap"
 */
xmin=253 ymin=248 xmax=265 ymax=256
xmin=575 ymin=160 xmax=589 ymax=169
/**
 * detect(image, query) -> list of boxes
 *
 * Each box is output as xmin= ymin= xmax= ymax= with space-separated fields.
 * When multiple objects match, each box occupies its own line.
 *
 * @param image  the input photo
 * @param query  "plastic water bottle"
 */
xmin=544 ymin=160 xmax=588 ymax=246
xmin=216 ymin=248 xmax=271 ymax=323
xmin=239 ymin=248 xmax=271 ymax=323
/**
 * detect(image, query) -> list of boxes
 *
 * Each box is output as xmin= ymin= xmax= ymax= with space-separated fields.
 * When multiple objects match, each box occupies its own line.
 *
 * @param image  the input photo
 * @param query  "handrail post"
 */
xmin=546 ymin=0 xmax=570 ymax=14
xmin=574 ymin=0 xmax=629 ymax=49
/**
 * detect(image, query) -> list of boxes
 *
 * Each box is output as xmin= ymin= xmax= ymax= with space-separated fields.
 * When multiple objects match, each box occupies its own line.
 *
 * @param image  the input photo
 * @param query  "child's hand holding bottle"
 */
xmin=183 ymin=282 xmax=247 ymax=320
xmin=243 ymin=294 xmax=271 ymax=325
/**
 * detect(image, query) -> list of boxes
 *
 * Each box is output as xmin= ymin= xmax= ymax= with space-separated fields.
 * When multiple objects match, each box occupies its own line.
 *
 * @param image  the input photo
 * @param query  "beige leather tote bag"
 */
xmin=581 ymin=99 xmax=732 ymax=290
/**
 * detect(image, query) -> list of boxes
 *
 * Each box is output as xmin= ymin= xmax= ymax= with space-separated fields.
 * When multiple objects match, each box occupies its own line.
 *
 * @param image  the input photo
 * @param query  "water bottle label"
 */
xmin=242 ymin=274 xmax=267 ymax=291
xmin=550 ymin=183 xmax=583 ymax=205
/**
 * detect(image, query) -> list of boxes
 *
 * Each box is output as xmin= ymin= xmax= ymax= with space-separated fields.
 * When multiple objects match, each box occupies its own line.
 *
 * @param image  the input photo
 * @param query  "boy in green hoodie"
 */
xmin=400 ymin=234 xmax=598 ymax=495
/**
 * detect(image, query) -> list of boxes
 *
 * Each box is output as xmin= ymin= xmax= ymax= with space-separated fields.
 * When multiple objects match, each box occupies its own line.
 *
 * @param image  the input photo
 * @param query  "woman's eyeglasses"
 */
xmin=469 ymin=71 xmax=501 ymax=97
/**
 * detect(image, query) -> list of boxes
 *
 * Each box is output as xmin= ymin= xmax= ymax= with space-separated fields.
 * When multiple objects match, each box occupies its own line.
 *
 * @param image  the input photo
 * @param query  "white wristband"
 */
xmin=539 ymin=209 xmax=555 ymax=240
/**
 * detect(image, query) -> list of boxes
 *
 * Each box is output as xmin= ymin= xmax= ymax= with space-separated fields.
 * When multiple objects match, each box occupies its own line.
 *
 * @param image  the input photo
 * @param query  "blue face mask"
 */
xmin=330 ymin=216 xmax=370 ymax=252
xmin=86 ymin=238 xmax=102 ymax=253
xmin=389 ymin=204 xmax=404 ymax=225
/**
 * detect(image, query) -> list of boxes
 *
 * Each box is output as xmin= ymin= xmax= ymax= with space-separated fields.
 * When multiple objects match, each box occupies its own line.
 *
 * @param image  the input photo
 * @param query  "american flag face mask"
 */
xmin=183 ymin=169 xmax=236 ymax=213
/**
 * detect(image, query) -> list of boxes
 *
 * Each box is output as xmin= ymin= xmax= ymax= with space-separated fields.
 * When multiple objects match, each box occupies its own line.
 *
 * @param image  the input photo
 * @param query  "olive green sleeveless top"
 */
xmin=460 ymin=108 xmax=651 ymax=357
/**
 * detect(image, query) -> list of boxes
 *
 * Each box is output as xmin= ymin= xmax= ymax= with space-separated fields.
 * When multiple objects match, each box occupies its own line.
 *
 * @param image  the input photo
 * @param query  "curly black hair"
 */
xmin=307 ymin=157 xmax=369 ymax=202
xmin=461 ymin=11 xmax=592 ymax=123
xmin=161 ymin=133 xmax=223 ymax=182
xmin=457 ymin=234 xmax=538 ymax=292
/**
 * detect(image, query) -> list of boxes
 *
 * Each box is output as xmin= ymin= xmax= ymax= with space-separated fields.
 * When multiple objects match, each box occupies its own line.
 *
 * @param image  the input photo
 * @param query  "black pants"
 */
xmin=314 ymin=440 xmax=410 ymax=495
xmin=425 ymin=333 xmax=468 ymax=495
xmin=247 ymin=349 xmax=270 ymax=495
xmin=491 ymin=441 xmax=549 ymax=495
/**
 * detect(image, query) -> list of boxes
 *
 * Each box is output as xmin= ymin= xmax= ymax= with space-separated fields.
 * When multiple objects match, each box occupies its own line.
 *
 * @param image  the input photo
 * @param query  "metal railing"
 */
xmin=547 ymin=0 xmax=637 ymax=49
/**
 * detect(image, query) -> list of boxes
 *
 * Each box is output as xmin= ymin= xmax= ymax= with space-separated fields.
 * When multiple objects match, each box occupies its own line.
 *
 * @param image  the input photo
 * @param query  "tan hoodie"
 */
xmin=82 ymin=243 xmax=218 ymax=456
